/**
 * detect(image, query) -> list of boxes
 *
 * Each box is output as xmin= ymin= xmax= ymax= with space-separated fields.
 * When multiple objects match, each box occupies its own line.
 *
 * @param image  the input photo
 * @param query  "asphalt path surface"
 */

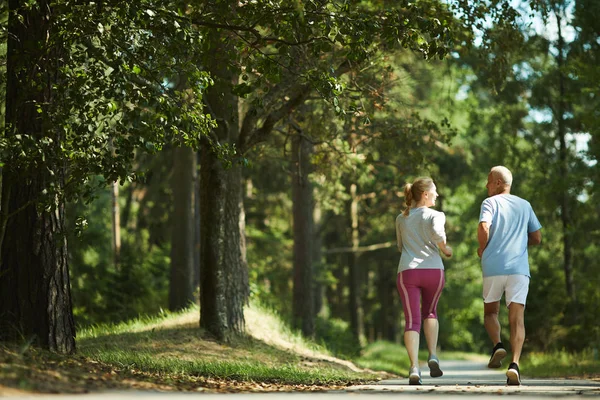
xmin=4 ymin=359 xmax=600 ymax=399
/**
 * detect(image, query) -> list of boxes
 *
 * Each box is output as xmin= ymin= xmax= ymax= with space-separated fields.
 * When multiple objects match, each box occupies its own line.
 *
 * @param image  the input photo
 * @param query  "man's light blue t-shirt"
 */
xmin=479 ymin=194 xmax=542 ymax=277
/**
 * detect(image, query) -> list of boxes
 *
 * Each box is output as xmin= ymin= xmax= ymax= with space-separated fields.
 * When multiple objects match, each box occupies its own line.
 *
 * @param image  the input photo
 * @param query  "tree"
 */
xmin=291 ymin=128 xmax=315 ymax=337
xmin=191 ymin=0 xmax=480 ymax=340
xmin=199 ymin=24 xmax=249 ymax=339
xmin=169 ymin=145 xmax=196 ymax=311
xmin=0 ymin=1 xmax=212 ymax=352
xmin=0 ymin=0 xmax=76 ymax=353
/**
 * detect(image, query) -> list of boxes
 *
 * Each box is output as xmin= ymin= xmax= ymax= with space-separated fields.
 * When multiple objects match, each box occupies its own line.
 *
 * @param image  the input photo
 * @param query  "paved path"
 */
xmin=4 ymin=360 xmax=600 ymax=399
xmin=347 ymin=359 xmax=600 ymax=397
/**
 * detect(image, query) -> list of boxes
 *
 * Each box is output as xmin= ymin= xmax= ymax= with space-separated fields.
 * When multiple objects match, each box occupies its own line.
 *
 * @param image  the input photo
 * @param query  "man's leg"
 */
xmin=484 ymin=301 xmax=501 ymax=344
xmin=484 ymin=300 xmax=507 ymax=368
xmin=505 ymin=275 xmax=529 ymax=385
xmin=508 ymin=302 xmax=525 ymax=364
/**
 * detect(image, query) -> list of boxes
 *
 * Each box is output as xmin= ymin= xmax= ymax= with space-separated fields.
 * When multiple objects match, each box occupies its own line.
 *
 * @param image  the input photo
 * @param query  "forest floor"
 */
xmin=0 ymin=305 xmax=391 ymax=395
xmin=2 ymin=304 xmax=599 ymax=396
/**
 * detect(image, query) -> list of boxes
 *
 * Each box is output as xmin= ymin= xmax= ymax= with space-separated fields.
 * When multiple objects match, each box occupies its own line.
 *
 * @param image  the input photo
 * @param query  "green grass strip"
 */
xmin=355 ymin=341 xmax=487 ymax=377
xmin=78 ymin=306 xmax=197 ymax=340
xmin=81 ymin=349 xmax=368 ymax=385
xmin=522 ymin=349 xmax=600 ymax=377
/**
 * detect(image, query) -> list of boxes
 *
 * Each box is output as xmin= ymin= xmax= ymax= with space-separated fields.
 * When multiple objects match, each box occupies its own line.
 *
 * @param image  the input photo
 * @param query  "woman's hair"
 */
xmin=402 ymin=177 xmax=434 ymax=216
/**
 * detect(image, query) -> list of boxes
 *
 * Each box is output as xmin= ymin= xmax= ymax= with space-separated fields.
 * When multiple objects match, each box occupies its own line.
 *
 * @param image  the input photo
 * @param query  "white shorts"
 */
xmin=483 ymin=275 xmax=530 ymax=307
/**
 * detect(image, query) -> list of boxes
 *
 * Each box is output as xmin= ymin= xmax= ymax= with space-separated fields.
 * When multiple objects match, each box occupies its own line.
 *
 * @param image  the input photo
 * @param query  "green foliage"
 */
xmin=244 ymin=143 xmax=294 ymax=315
xmin=67 ymin=179 xmax=171 ymax=327
xmin=356 ymin=341 xmax=411 ymax=376
xmin=521 ymin=349 xmax=600 ymax=377
xmin=1 ymin=1 xmax=215 ymax=206
xmin=355 ymin=341 xmax=489 ymax=377
xmin=315 ymin=317 xmax=361 ymax=359
xmin=5 ymin=0 xmax=595 ymax=361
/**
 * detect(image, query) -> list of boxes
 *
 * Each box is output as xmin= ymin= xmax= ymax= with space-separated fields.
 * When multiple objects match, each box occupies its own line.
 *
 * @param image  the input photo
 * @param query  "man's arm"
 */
xmin=477 ymin=221 xmax=489 ymax=258
xmin=528 ymin=229 xmax=542 ymax=246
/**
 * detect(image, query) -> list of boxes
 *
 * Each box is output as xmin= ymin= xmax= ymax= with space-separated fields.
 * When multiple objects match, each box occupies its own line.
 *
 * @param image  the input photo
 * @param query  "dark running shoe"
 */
xmin=408 ymin=366 xmax=422 ymax=385
xmin=428 ymin=355 xmax=443 ymax=378
xmin=488 ymin=342 xmax=507 ymax=368
xmin=506 ymin=362 xmax=521 ymax=385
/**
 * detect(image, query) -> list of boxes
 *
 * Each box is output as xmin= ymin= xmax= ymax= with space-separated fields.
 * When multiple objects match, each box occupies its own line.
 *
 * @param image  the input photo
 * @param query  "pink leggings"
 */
xmin=397 ymin=269 xmax=445 ymax=333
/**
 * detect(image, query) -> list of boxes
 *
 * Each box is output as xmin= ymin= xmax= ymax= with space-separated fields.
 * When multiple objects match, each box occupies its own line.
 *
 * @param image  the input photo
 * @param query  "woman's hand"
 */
xmin=443 ymin=245 xmax=453 ymax=258
xmin=438 ymin=242 xmax=452 ymax=258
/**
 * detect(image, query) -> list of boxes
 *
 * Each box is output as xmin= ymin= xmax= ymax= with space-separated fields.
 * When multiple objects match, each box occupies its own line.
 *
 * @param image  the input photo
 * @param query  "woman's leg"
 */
xmin=421 ymin=269 xmax=445 ymax=357
xmin=397 ymin=271 xmax=422 ymax=368
xmin=423 ymin=318 xmax=439 ymax=356
xmin=404 ymin=330 xmax=420 ymax=368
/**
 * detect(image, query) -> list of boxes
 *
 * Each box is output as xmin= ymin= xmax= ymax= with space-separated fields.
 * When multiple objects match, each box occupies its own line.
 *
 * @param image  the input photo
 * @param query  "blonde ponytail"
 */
xmin=402 ymin=183 xmax=413 ymax=216
xmin=401 ymin=177 xmax=435 ymax=216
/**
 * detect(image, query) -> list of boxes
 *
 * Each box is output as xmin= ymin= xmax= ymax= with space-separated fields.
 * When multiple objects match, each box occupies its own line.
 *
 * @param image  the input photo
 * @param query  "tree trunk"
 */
xmin=121 ymin=182 xmax=134 ymax=230
xmin=199 ymin=29 xmax=249 ymax=340
xmin=313 ymin=198 xmax=325 ymax=317
xmin=111 ymin=181 xmax=121 ymax=268
xmin=0 ymin=0 xmax=75 ymax=353
xmin=193 ymin=152 xmax=201 ymax=290
xmin=328 ymin=253 xmax=346 ymax=319
xmin=555 ymin=9 xmax=576 ymax=304
xmin=199 ymin=151 xmax=248 ymax=339
xmin=169 ymin=146 xmax=196 ymax=311
xmin=348 ymin=183 xmax=366 ymax=345
xmin=291 ymin=133 xmax=315 ymax=337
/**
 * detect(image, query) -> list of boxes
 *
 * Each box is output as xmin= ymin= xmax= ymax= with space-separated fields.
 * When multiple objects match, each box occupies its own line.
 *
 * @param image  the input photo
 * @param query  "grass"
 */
xmin=84 ymin=349 xmax=356 ymax=384
xmin=8 ymin=301 xmax=598 ymax=394
xmin=1 ymin=302 xmax=382 ymax=394
xmin=521 ymin=349 xmax=600 ymax=378
xmin=355 ymin=340 xmax=486 ymax=376
xmin=356 ymin=341 xmax=600 ymax=380
xmin=75 ymin=301 xmax=378 ymax=386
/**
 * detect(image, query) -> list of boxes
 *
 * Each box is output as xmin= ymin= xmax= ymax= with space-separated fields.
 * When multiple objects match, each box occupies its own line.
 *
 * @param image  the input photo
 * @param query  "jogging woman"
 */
xmin=395 ymin=177 xmax=452 ymax=385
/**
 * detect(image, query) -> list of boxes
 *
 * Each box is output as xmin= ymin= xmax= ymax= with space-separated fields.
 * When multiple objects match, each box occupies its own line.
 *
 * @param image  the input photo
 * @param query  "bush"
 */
xmin=315 ymin=317 xmax=361 ymax=359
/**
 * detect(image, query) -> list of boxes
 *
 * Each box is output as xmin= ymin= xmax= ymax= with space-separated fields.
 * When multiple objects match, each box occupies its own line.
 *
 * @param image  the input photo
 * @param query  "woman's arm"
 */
xmin=432 ymin=212 xmax=451 ymax=257
xmin=395 ymin=215 xmax=403 ymax=252
xmin=437 ymin=241 xmax=453 ymax=258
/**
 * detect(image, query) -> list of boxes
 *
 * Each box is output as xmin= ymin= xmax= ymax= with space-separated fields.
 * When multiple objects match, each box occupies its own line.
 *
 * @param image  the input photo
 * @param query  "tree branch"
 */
xmin=238 ymin=59 xmax=352 ymax=153
xmin=324 ymin=241 xmax=395 ymax=254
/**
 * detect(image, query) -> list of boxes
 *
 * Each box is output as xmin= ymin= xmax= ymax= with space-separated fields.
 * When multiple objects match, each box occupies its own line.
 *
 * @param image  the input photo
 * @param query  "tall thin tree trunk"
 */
xmin=555 ymin=9 xmax=576 ymax=304
xmin=121 ymin=182 xmax=134 ymax=230
xmin=111 ymin=181 xmax=121 ymax=268
xmin=292 ymin=133 xmax=315 ymax=337
xmin=193 ymin=152 xmax=201 ymax=290
xmin=329 ymin=254 xmax=346 ymax=319
xmin=199 ymin=28 xmax=249 ymax=340
xmin=0 ymin=0 xmax=75 ymax=353
xmin=313 ymin=198 xmax=325 ymax=317
xmin=348 ymin=183 xmax=365 ymax=345
xmin=169 ymin=146 xmax=196 ymax=311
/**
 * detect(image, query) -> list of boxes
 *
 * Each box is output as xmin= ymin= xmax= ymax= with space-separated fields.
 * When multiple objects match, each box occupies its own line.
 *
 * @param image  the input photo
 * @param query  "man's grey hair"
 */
xmin=491 ymin=166 xmax=513 ymax=186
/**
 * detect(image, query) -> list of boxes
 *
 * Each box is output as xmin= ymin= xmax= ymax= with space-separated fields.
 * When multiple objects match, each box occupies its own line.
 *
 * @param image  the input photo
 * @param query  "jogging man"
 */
xmin=477 ymin=166 xmax=542 ymax=385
